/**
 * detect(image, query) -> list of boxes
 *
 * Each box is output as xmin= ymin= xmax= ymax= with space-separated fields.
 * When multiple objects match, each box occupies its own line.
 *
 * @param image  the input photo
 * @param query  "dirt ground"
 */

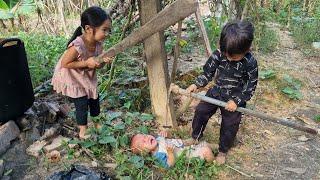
xmin=176 ymin=24 xmax=320 ymax=179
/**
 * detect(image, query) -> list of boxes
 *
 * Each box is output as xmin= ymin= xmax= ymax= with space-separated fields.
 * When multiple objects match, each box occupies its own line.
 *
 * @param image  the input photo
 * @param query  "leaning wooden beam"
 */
xmin=170 ymin=20 xmax=183 ymax=83
xmin=195 ymin=8 xmax=212 ymax=56
xmin=171 ymin=84 xmax=320 ymax=136
xmin=96 ymin=0 xmax=199 ymax=63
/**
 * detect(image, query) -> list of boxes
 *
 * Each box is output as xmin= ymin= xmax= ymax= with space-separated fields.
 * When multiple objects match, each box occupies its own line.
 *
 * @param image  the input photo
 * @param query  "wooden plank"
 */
xmin=139 ymin=0 xmax=177 ymax=127
xmin=96 ymin=0 xmax=198 ymax=62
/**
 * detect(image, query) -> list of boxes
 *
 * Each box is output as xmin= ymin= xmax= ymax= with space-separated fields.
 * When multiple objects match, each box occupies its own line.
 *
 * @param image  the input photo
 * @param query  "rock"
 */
xmin=0 ymin=159 xmax=4 ymax=177
xmin=0 ymin=121 xmax=20 ymax=155
xmin=298 ymin=135 xmax=309 ymax=142
xmin=58 ymin=104 xmax=71 ymax=117
xmin=15 ymin=117 xmax=32 ymax=131
xmin=40 ymin=127 xmax=59 ymax=141
xmin=23 ymin=175 xmax=40 ymax=180
xmin=312 ymin=42 xmax=320 ymax=49
xmin=68 ymin=143 xmax=79 ymax=149
xmin=26 ymin=140 xmax=48 ymax=157
xmin=44 ymin=136 xmax=70 ymax=153
xmin=91 ymin=161 xmax=98 ymax=167
xmin=25 ymin=126 xmax=41 ymax=143
xmin=1 ymin=175 xmax=10 ymax=180
xmin=46 ymin=150 xmax=61 ymax=163
xmin=284 ymin=167 xmax=306 ymax=174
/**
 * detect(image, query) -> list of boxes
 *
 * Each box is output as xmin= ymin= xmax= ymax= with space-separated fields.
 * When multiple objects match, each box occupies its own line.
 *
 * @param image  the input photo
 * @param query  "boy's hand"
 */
xmin=186 ymin=84 xmax=197 ymax=94
xmin=225 ymin=100 xmax=237 ymax=112
xmin=86 ymin=57 xmax=100 ymax=69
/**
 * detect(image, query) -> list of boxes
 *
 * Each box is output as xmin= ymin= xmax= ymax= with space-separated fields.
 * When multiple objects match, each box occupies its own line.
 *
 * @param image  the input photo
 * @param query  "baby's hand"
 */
xmin=225 ymin=100 xmax=237 ymax=112
xmin=158 ymin=130 xmax=169 ymax=138
xmin=86 ymin=57 xmax=100 ymax=69
xmin=166 ymin=144 xmax=175 ymax=153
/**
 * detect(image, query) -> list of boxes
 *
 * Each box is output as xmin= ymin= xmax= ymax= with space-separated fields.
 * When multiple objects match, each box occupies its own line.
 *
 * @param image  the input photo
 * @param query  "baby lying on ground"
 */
xmin=130 ymin=131 xmax=215 ymax=168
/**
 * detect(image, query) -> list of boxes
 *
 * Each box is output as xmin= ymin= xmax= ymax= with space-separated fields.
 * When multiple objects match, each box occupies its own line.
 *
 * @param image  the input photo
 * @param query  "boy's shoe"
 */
xmin=216 ymin=152 xmax=226 ymax=165
xmin=183 ymin=138 xmax=199 ymax=146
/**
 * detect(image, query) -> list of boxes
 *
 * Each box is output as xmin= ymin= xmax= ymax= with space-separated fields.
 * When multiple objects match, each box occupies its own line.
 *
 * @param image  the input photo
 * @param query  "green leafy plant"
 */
xmin=281 ymin=74 xmax=303 ymax=100
xmin=259 ymin=69 xmax=276 ymax=80
xmin=314 ymin=115 xmax=320 ymax=122
xmin=0 ymin=0 xmax=37 ymax=20
xmin=165 ymin=151 xmax=220 ymax=179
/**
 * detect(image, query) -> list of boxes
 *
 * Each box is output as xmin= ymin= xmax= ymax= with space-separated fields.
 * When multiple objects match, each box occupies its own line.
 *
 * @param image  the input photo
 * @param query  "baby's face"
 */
xmin=132 ymin=134 xmax=158 ymax=153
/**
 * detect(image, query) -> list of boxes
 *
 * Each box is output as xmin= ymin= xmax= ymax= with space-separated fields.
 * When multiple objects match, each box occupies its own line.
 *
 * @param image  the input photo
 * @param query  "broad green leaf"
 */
xmin=139 ymin=113 xmax=154 ymax=121
xmin=129 ymin=155 xmax=144 ymax=168
xmin=282 ymin=87 xmax=302 ymax=100
xmin=124 ymin=117 xmax=133 ymax=125
xmin=114 ymin=122 xmax=125 ymax=130
xmin=107 ymin=111 xmax=123 ymax=121
xmin=259 ymin=69 xmax=276 ymax=80
xmin=126 ymin=112 xmax=140 ymax=118
xmin=99 ymin=135 xmax=117 ymax=144
xmin=123 ymin=101 xmax=132 ymax=109
xmin=0 ymin=0 xmax=9 ymax=9
xmin=81 ymin=140 xmax=96 ymax=148
xmin=119 ymin=135 xmax=129 ymax=147
xmin=138 ymin=126 xmax=149 ymax=134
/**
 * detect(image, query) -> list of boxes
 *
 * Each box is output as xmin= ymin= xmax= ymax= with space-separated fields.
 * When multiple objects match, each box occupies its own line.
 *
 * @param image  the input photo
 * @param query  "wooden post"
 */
xmin=139 ymin=0 xmax=177 ymax=127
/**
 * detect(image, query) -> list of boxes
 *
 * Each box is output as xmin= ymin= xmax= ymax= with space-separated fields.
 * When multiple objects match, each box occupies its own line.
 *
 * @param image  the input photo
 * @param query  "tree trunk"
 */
xmin=138 ymin=0 xmax=177 ymax=128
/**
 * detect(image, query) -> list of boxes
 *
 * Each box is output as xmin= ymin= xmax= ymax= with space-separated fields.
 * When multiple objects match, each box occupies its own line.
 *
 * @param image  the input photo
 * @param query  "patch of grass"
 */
xmin=314 ymin=115 xmax=320 ymax=122
xmin=255 ymin=24 xmax=279 ymax=53
xmin=165 ymin=153 xmax=220 ymax=179
xmin=1 ymin=32 xmax=68 ymax=87
xmin=290 ymin=15 xmax=320 ymax=48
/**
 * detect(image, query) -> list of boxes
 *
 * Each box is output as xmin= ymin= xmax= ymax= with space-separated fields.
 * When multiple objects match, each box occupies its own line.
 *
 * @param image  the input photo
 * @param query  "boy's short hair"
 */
xmin=219 ymin=20 xmax=254 ymax=55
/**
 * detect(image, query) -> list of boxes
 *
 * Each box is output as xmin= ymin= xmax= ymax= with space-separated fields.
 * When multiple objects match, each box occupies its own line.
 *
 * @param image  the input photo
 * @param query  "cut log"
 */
xmin=96 ymin=0 xmax=199 ymax=62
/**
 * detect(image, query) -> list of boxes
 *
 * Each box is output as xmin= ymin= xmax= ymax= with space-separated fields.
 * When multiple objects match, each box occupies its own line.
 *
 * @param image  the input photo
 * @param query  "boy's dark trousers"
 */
xmin=191 ymin=88 xmax=242 ymax=153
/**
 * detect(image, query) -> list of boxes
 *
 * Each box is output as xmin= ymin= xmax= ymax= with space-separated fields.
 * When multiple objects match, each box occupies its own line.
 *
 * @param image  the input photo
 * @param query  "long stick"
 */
xmin=170 ymin=20 xmax=183 ymax=83
xmin=170 ymin=84 xmax=320 ymax=136
xmin=95 ymin=0 xmax=199 ymax=62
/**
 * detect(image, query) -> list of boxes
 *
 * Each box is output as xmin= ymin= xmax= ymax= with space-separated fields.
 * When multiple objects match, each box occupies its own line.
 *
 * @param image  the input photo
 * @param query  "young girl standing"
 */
xmin=52 ymin=6 xmax=113 ymax=139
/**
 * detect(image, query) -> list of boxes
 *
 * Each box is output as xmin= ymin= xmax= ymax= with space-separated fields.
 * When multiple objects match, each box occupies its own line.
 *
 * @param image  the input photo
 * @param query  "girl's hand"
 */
xmin=103 ymin=56 xmax=114 ymax=64
xmin=86 ymin=57 xmax=100 ymax=69
xmin=225 ymin=100 xmax=237 ymax=112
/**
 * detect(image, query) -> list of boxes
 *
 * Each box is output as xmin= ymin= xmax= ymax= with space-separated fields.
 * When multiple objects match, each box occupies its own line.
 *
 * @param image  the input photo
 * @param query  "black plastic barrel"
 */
xmin=0 ymin=38 xmax=34 ymax=123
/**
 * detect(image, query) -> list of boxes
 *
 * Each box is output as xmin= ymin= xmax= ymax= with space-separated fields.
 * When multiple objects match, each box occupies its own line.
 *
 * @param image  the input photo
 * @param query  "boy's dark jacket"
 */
xmin=195 ymin=49 xmax=258 ymax=106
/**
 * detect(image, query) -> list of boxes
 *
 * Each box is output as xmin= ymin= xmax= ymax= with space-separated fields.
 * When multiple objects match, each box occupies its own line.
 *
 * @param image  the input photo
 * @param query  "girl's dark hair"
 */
xmin=219 ymin=20 xmax=254 ymax=56
xmin=67 ymin=6 xmax=111 ymax=47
